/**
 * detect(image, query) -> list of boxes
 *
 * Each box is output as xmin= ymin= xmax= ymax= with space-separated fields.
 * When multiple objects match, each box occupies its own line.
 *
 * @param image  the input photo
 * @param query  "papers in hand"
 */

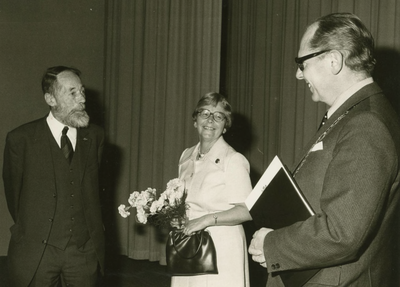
xmin=245 ymin=155 xmax=314 ymax=229
xmin=245 ymin=156 xmax=319 ymax=287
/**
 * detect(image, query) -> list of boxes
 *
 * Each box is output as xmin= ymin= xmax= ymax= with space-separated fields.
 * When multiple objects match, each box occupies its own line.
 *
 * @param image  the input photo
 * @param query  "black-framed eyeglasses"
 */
xmin=197 ymin=109 xmax=226 ymax=122
xmin=295 ymin=50 xmax=330 ymax=71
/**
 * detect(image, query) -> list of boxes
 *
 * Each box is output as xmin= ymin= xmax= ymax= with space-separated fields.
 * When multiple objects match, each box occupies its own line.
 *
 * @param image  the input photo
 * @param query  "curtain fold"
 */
xmin=103 ymin=0 xmax=222 ymax=263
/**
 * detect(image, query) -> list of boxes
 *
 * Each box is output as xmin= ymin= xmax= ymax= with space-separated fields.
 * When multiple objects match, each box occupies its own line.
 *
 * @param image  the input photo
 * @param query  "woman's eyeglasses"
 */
xmin=197 ymin=109 xmax=226 ymax=122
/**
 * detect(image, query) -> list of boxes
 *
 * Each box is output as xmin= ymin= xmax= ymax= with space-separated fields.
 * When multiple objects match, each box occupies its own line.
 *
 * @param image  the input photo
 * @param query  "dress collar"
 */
xmin=193 ymin=137 xmax=230 ymax=169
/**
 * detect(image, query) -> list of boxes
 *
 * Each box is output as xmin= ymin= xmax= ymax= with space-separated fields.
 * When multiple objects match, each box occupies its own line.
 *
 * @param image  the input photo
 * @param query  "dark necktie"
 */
xmin=318 ymin=112 xmax=328 ymax=130
xmin=61 ymin=126 xmax=74 ymax=163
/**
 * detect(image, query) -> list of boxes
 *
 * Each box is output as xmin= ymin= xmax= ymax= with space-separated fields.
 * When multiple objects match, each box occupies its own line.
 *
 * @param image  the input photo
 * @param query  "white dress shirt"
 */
xmin=46 ymin=112 xmax=77 ymax=150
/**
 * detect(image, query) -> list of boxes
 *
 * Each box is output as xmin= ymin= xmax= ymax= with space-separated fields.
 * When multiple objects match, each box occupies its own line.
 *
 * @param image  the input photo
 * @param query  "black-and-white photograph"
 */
xmin=0 ymin=1 xmax=399 ymax=286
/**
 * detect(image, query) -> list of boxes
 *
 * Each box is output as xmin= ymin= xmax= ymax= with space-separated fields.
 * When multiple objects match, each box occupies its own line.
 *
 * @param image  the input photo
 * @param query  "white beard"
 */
xmin=53 ymin=105 xmax=90 ymax=128
xmin=64 ymin=109 xmax=90 ymax=128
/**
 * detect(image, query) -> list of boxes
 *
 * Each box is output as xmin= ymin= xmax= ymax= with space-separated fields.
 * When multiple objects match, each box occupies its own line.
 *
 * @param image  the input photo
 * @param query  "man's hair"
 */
xmin=41 ymin=66 xmax=81 ymax=94
xmin=192 ymin=92 xmax=233 ymax=129
xmin=309 ymin=13 xmax=376 ymax=75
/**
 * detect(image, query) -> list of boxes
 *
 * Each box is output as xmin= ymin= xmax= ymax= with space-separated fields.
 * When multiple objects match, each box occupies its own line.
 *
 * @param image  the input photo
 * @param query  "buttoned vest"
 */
xmin=46 ymin=132 xmax=90 ymax=249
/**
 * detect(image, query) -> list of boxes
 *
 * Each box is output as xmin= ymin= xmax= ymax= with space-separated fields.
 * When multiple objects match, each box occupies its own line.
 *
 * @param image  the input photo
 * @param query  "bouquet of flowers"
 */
xmin=118 ymin=178 xmax=188 ymax=228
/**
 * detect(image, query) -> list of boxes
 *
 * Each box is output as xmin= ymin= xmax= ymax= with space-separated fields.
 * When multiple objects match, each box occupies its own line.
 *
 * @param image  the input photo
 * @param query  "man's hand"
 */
xmin=248 ymin=227 xmax=273 ymax=268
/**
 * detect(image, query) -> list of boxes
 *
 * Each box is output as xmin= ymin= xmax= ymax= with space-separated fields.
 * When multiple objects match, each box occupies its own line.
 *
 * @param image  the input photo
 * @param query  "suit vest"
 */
xmin=46 ymin=131 xmax=90 ymax=249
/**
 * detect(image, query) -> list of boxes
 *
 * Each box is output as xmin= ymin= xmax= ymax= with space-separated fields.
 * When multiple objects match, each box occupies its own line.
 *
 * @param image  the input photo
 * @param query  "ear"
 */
xmin=194 ymin=122 xmax=198 ymax=128
xmin=44 ymin=93 xmax=57 ymax=107
xmin=329 ymin=50 xmax=343 ymax=75
xmin=223 ymin=128 xmax=226 ymax=134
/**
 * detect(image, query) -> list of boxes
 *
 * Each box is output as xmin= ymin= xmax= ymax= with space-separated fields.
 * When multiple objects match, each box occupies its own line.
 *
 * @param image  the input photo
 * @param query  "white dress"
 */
xmin=171 ymin=137 xmax=252 ymax=287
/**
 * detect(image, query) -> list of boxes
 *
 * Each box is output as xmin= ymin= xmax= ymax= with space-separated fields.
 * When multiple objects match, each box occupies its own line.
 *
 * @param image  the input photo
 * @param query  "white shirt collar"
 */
xmin=46 ymin=112 xmax=77 ymax=149
xmin=327 ymin=77 xmax=374 ymax=118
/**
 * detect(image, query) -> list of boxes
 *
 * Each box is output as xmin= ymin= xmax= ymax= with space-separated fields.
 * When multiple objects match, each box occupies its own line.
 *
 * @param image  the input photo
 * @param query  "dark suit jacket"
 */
xmin=3 ymin=116 xmax=105 ymax=287
xmin=263 ymin=83 xmax=400 ymax=286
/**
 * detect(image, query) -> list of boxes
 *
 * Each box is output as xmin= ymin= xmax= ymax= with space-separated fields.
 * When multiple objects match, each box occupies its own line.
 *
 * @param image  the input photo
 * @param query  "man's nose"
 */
xmin=77 ymin=91 xmax=86 ymax=103
xmin=296 ymin=68 xmax=304 ymax=80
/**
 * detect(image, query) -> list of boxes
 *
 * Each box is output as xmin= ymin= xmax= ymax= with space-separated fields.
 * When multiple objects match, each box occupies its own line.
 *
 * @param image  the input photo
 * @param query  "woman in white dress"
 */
xmin=171 ymin=92 xmax=252 ymax=287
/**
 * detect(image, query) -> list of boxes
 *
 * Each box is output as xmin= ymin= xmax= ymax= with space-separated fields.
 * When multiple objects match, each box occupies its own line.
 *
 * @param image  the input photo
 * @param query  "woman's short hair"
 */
xmin=41 ymin=66 xmax=81 ymax=95
xmin=309 ymin=13 xmax=376 ymax=75
xmin=192 ymin=92 xmax=233 ymax=129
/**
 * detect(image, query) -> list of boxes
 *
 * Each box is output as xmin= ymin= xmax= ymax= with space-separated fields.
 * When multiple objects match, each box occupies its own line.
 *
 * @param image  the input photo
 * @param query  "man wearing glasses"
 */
xmin=249 ymin=13 xmax=400 ymax=286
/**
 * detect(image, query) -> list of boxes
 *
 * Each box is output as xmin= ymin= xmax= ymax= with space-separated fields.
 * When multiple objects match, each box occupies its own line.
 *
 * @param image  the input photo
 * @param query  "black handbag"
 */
xmin=166 ymin=229 xmax=218 ymax=275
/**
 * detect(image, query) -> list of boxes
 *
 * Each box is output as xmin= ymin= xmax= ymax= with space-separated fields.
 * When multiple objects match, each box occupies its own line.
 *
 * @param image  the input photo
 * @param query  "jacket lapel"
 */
xmin=75 ymin=128 xmax=92 ymax=183
xmin=33 ymin=117 xmax=56 ymax=173
xmin=292 ymin=82 xmax=383 ymax=172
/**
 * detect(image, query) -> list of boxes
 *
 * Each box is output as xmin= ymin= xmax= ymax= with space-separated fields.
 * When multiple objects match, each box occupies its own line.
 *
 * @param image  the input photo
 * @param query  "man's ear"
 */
xmin=194 ymin=122 xmax=197 ymax=128
xmin=44 ymin=93 xmax=56 ymax=107
xmin=329 ymin=50 xmax=343 ymax=75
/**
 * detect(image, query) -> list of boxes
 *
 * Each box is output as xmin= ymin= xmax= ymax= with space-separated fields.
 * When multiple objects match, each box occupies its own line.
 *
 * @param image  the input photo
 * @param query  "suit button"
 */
xmin=53 ymin=193 xmax=56 ymax=198
xmin=71 ymin=217 xmax=74 ymax=221
xmin=70 ymin=181 xmax=74 ymax=185
xmin=42 ymin=239 xmax=47 ymax=244
xmin=271 ymin=264 xmax=276 ymax=270
xmin=48 ymin=218 xmax=53 ymax=222
xmin=70 ymin=194 xmax=74 ymax=197
xmin=275 ymin=263 xmax=280 ymax=269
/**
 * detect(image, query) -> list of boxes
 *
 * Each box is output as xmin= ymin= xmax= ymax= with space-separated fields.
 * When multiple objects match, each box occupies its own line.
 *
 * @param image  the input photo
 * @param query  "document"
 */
xmin=245 ymin=155 xmax=314 ymax=229
xmin=245 ymin=155 xmax=319 ymax=287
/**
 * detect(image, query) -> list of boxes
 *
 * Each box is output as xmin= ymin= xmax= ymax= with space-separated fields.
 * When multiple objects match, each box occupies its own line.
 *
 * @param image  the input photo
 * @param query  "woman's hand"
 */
xmin=182 ymin=215 xmax=211 ymax=235
xmin=170 ymin=217 xmax=186 ymax=230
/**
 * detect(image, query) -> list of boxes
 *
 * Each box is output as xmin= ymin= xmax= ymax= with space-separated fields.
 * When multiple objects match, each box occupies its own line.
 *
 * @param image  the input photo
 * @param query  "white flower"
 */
xmin=174 ymin=185 xmax=185 ymax=200
xmin=118 ymin=204 xmax=130 ymax=218
xmin=136 ymin=208 xmax=148 ymax=224
xmin=162 ymin=178 xmax=185 ymax=207
xmin=143 ymin=188 xmax=156 ymax=200
xmin=156 ymin=196 xmax=166 ymax=211
xmin=168 ymin=192 xmax=179 ymax=207
xmin=128 ymin=191 xmax=140 ymax=207
xmin=135 ymin=194 xmax=148 ymax=208
xmin=150 ymin=201 xmax=158 ymax=213
xmin=117 ymin=178 xmax=187 ymax=228
xmin=166 ymin=178 xmax=182 ymax=190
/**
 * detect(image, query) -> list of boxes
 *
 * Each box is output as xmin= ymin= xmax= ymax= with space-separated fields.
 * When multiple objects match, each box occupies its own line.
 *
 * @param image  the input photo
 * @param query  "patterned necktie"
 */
xmin=61 ymin=126 xmax=74 ymax=163
xmin=318 ymin=112 xmax=328 ymax=130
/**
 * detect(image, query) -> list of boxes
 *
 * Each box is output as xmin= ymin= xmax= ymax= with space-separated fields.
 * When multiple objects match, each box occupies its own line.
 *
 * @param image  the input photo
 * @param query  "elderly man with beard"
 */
xmin=3 ymin=66 xmax=105 ymax=287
